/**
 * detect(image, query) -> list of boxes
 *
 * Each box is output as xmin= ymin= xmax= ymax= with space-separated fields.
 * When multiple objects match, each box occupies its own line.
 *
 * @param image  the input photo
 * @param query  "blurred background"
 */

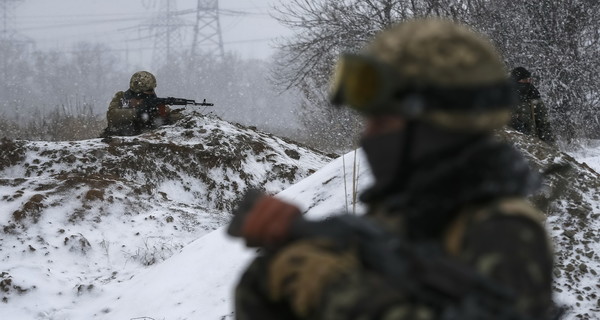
xmin=1 ymin=0 xmax=599 ymax=153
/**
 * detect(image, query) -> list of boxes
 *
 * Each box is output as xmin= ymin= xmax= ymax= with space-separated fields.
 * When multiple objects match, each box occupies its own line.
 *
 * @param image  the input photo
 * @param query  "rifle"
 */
xmin=137 ymin=96 xmax=214 ymax=120
xmin=228 ymin=190 xmax=531 ymax=320
xmin=149 ymin=97 xmax=214 ymax=107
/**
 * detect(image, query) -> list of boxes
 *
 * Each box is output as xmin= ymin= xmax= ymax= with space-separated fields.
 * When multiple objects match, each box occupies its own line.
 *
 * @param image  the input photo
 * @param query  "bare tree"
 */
xmin=272 ymin=0 xmax=600 ymax=148
xmin=271 ymin=0 xmax=459 ymax=151
xmin=462 ymin=0 xmax=600 ymax=140
xmin=0 ymin=39 xmax=33 ymax=123
xmin=0 ymin=41 xmax=127 ymax=139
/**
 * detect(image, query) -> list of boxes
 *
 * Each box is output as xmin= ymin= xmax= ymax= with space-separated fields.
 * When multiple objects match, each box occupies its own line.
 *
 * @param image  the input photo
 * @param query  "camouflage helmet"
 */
xmin=129 ymin=71 xmax=157 ymax=93
xmin=330 ymin=18 xmax=515 ymax=132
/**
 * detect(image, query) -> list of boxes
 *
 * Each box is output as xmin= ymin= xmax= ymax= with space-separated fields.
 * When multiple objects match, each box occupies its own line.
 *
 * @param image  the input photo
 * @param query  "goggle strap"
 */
xmin=397 ymin=81 xmax=515 ymax=113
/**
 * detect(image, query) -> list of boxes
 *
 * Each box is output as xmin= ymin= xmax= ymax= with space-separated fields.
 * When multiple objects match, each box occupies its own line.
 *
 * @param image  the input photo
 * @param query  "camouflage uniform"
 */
xmin=316 ymin=138 xmax=552 ymax=320
xmin=509 ymin=68 xmax=554 ymax=143
xmin=236 ymin=138 xmax=554 ymax=320
xmin=235 ymin=19 xmax=555 ymax=320
xmin=103 ymin=71 xmax=183 ymax=137
xmin=105 ymin=89 xmax=147 ymax=136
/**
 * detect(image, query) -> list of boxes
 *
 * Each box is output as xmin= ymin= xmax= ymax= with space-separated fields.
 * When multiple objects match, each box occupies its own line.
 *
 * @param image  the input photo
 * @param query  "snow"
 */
xmin=550 ymin=140 xmax=600 ymax=318
xmin=1 ymin=142 xmax=367 ymax=319
xmin=568 ymin=140 xmax=600 ymax=174
xmin=62 ymin=230 xmax=252 ymax=320
xmin=60 ymin=150 xmax=370 ymax=320
xmin=1 ymin=127 xmax=599 ymax=319
xmin=0 ymin=115 xmax=334 ymax=319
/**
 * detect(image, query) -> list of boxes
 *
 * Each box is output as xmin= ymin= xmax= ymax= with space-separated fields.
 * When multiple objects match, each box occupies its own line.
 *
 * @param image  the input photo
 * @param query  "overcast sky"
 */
xmin=14 ymin=0 xmax=290 ymax=63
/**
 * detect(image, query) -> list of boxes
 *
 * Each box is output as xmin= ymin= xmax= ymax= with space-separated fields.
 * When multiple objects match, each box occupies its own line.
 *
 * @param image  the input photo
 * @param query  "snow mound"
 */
xmin=2 ymin=119 xmax=599 ymax=320
xmin=498 ymin=130 xmax=600 ymax=319
xmin=46 ymin=149 xmax=369 ymax=320
xmin=51 ymin=130 xmax=600 ymax=320
xmin=0 ymin=112 xmax=334 ymax=319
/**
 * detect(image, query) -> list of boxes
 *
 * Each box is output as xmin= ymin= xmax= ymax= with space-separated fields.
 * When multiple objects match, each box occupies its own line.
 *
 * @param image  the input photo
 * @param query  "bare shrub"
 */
xmin=124 ymin=237 xmax=183 ymax=266
xmin=0 ymin=102 xmax=106 ymax=141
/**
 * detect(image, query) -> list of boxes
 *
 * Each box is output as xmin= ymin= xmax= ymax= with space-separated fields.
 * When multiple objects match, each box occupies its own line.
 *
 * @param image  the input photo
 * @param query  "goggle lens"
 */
xmin=330 ymin=54 xmax=388 ymax=112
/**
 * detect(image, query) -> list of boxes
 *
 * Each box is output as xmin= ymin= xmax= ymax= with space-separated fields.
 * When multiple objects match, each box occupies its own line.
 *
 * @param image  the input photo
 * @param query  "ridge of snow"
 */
xmin=2 ymin=121 xmax=600 ymax=319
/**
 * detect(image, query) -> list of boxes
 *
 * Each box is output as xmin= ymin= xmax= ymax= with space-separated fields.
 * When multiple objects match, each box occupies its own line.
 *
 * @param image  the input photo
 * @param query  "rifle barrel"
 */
xmin=152 ymin=97 xmax=213 ymax=106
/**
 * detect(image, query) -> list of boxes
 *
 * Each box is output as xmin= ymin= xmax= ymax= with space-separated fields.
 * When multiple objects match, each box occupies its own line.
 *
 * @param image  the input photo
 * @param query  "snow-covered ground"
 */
xmin=568 ymin=140 xmax=600 ymax=174
xmin=0 ymin=114 xmax=336 ymax=320
xmin=1 ymin=125 xmax=599 ymax=319
xmin=48 ymin=150 xmax=370 ymax=320
xmin=555 ymin=141 xmax=600 ymax=319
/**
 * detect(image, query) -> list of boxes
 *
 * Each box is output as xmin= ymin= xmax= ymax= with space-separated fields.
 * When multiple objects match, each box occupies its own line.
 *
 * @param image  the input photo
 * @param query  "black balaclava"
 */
xmin=510 ymin=67 xmax=531 ymax=82
xmin=360 ymin=120 xmax=481 ymax=200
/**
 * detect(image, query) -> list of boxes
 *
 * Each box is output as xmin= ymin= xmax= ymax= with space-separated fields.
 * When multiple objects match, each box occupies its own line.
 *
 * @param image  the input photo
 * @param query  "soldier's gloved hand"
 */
xmin=268 ymin=238 xmax=359 ymax=318
xmin=240 ymin=195 xmax=302 ymax=247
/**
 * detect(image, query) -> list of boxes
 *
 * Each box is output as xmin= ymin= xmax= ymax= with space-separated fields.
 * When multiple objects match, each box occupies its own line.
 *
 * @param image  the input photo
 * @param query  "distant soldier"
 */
xmin=232 ymin=19 xmax=555 ymax=320
xmin=509 ymin=67 xmax=555 ymax=143
xmin=102 ymin=71 xmax=183 ymax=137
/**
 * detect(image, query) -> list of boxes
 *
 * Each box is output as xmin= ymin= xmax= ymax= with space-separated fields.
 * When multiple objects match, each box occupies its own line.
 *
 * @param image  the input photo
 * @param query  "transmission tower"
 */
xmin=191 ymin=0 xmax=224 ymax=60
xmin=0 ymin=0 xmax=22 ymax=40
xmin=0 ymin=0 xmax=30 ymax=82
xmin=150 ymin=0 xmax=186 ymax=67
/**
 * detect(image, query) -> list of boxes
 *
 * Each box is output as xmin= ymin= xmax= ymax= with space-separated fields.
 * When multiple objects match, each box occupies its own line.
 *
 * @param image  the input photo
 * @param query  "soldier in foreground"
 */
xmin=231 ymin=19 xmax=555 ymax=320
xmin=102 ymin=71 xmax=212 ymax=137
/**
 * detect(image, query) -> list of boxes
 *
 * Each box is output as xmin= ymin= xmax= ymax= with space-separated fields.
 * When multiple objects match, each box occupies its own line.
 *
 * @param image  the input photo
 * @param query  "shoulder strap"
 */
xmin=444 ymin=198 xmax=545 ymax=256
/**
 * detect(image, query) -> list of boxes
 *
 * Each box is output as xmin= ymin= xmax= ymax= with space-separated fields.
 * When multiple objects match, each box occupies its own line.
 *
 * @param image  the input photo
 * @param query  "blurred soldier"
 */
xmin=102 ymin=71 xmax=182 ymax=136
xmin=232 ymin=19 xmax=555 ymax=320
xmin=509 ymin=67 xmax=555 ymax=143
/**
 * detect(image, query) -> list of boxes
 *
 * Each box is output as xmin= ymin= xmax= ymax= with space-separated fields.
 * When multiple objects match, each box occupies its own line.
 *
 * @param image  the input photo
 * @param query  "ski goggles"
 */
xmin=329 ymin=53 xmax=402 ymax=115
xmin=330 ymin=54 xmax=517 ymax=118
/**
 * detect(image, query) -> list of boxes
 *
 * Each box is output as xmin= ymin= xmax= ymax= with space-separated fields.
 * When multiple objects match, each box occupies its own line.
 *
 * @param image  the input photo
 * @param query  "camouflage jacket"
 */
xmin=509 ymin=83 xmax=554 ymax=143
xmin=104 ymin=90 xmax=181 ymax=137
xmin=106 ymin=90 xmax=141 ymax=135
xmin=236 ymin=138 xmax=554 ymax=320
xmin=314 ymin=139 xmax=554 ymax=320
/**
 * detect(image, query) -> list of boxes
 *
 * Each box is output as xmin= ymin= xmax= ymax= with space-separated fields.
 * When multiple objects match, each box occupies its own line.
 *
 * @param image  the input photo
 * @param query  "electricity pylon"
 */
xmin=191 ymin=0 xmax=224 ymax=60
xmin=0 ymin=0 xmax=31 ymax=82
xmin=151 ymin=0 xmax=186 ymax=67
xmin=0 ymin=0 xmax=22 ymax=40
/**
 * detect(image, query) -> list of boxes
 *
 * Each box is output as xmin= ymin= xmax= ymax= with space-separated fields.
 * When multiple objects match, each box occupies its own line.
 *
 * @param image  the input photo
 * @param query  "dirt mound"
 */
xmin=0 ymin=112 xmax=334 ymax=305
xmin=1 ymin=113 xmax=334 ymax=231
xmin=498 ymin=129 xmax=600 ymax=318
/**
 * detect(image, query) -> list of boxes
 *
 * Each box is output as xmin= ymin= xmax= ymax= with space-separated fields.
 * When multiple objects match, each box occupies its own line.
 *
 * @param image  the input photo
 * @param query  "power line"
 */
xmin=225 ymin=37 xmax=273 ymax=44
xmin=18 ymin=16 xmax=149 ymax=31
xmin=51 ymin=36 xmax=275 ymax=54
xmin=16 ymin=8 xmax=267 ymax=26
xmin=17 ymin=12 xmax=149 ymax=19
xmin=15 ymin=7 xmax=267 ymax=30
xmin=13 ymin=2 xmax=280 ymax=64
